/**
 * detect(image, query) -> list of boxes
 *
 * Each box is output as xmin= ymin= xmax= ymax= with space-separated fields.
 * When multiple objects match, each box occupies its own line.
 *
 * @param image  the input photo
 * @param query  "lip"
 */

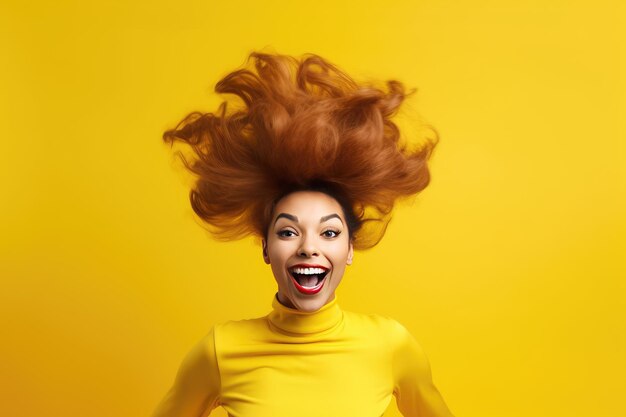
xmin=288 ymin=264 xmax=330 ymax=295
xmin=288 ymin=263 xmax=330 ymax=271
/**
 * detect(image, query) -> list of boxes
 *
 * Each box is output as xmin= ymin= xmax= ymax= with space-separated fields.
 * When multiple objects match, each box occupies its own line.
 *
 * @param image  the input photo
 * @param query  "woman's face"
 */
xmin=263 ymin=191 xmax=354 ymax=312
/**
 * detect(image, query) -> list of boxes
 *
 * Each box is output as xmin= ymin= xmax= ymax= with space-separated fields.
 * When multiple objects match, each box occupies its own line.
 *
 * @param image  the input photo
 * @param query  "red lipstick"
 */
xmin=288 ymin=264 xmax=329 ymax=295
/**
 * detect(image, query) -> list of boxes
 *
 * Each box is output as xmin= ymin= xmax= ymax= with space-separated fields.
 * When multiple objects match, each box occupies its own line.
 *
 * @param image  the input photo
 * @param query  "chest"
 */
xmin=216 ymin=337 xmax=395 ymax=417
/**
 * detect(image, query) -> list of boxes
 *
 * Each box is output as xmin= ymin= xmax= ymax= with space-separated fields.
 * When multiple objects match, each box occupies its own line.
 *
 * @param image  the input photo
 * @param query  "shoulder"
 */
xmin=344 ymin=309 xmax=409 ymax=333
xmin=342 ymin=310 xmax=415 ymax=344
xmin=172 ymin=326 xmax=221 ymax=389
xmin=213 ymin=316 xmax=269 ymax=345
xmin=347 ymin=312 xmax=428 ymax=360
xmin=182 ymin=325 xmax=218 ymax=367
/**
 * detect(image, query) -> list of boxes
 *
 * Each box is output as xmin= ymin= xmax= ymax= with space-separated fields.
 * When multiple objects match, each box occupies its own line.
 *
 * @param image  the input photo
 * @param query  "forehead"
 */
xmin=272 ymin=191 xmax=345 ymax=220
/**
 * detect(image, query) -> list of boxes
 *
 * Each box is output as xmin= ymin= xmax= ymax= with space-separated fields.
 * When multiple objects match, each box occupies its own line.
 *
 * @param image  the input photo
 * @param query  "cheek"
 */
xmin=267 ymin=243 xmax=285 ymax=260
xmin=268 ymin=254 xmax=289 ymax=283
xmin=266 ymin=240 xmax=292 ymax=264
xmin=327 ymin=241 xmax=351 ymax=263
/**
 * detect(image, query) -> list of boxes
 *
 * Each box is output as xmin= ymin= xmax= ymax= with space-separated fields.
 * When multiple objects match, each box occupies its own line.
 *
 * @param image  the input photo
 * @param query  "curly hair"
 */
xmin=163 ymin=51 xmax=438 ymax=250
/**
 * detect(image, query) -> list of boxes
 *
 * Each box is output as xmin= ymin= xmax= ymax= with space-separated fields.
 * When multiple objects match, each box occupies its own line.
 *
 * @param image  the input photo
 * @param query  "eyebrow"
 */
xmin=274 ymin=213 xmax=298 ymax=225
xmin=320 ymin=213 xmax=343 ymax=225
xmin=273 ymin=212 xmax=344 ymax=226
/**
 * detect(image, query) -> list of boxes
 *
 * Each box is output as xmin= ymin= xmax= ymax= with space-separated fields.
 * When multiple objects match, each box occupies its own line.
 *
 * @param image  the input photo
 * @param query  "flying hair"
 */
xmin=163 ymin=51 xmax=438 ymax=250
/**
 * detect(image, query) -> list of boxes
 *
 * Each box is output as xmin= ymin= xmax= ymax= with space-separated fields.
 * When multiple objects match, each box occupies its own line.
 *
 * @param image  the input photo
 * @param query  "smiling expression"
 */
xmin=263 ymin=191 xmax=354 ymax=312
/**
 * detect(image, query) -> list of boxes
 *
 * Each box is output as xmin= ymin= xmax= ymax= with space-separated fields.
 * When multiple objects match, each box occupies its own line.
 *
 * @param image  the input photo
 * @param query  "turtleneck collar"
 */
xmin=267 ymin=293 xmax=343 ymax=335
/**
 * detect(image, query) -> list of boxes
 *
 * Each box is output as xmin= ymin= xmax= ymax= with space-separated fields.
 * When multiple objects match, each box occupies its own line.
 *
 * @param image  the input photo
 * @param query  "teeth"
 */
xmin=291 ymin=267 xmax=326 ymax=275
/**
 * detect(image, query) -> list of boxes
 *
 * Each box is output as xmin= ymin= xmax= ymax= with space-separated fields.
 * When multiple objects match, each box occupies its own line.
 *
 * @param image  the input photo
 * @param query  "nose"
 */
xmin=298 ymin=235 xmax=319 ymax=258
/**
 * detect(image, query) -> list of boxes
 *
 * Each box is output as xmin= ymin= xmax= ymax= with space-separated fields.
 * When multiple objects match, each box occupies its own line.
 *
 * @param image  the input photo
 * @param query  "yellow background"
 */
xmin=1 ymin=1 xmax=624 ymax=416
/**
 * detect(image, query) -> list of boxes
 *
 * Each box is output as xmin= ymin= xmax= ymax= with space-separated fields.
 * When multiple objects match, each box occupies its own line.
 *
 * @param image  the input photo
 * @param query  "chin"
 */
xmin=291 ymin=293 xmax=331 ymax=312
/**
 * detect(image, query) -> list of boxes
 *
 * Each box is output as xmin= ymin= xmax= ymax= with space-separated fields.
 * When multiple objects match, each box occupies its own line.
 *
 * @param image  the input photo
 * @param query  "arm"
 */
xmin=151 ymin=326 xmax=221 ymax=417
xmin=391 ymin=322 xmax=455 ymax=417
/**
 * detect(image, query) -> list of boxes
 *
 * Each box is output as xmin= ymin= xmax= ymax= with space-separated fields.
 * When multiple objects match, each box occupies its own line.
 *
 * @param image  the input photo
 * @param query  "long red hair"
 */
xmin=163 ymin=52 xmax=438 ymax=249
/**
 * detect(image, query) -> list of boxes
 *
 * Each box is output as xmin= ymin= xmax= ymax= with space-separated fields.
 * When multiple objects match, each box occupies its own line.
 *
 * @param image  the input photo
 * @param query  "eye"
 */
xmin=277 ymin=229 xmax=297 ymax=238
xmin=322 ymin=229 xmax=340 ymax=238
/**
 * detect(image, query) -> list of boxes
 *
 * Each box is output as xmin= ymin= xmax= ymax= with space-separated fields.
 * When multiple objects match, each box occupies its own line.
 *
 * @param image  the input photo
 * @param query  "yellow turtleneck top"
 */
xmin=152 ymin=294 xmax=455 ymax=417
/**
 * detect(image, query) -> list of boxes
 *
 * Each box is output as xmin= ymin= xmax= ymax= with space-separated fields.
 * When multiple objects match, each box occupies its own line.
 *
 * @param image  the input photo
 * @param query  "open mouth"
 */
xmin=288 ymin=266 xmax=329 ymax=294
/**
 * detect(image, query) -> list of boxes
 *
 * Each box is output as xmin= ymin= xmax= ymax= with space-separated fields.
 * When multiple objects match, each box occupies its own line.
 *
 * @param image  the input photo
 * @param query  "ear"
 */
xmin=262 ymin=239 xmax=270 ymax=264
xmin=346 ymin=241 xmax=354 ymax=266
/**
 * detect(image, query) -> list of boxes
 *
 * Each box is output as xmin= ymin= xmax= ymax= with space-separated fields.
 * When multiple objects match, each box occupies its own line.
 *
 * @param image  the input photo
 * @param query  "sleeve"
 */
xmin=391 ymin=321 xmax=455 ymax=417
xmin=151 ymin=326 xmax=221 ymax=417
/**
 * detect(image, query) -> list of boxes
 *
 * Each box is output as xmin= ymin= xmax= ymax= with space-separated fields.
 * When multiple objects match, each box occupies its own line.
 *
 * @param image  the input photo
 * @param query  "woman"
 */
xmin=152 ymin=51 xmax=455 ymax=417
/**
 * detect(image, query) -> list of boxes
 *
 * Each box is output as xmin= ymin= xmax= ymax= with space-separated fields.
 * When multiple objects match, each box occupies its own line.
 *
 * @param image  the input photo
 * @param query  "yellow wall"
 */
xmin=1 ymin=1 xmax=624 ymax=416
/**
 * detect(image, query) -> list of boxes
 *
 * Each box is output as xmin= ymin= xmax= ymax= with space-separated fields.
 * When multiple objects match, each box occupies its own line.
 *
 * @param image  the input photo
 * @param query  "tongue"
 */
xmin=299 ymin=274 xmax=320 ymax=288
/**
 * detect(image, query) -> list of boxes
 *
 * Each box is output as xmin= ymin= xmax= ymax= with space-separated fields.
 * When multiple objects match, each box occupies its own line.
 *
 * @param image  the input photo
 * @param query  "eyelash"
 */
xmin=322 ymin=229 xmax=340 ymax=238
xmin=277 ymin=230 xmax=297 ymax=238
xmin=276 ymin=229 xmax=341 ymax=238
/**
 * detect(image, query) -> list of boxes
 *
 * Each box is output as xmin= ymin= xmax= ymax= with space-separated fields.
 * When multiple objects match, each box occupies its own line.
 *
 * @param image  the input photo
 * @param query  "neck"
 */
xmin=268 ymin=293 xmax=343 ymax=335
